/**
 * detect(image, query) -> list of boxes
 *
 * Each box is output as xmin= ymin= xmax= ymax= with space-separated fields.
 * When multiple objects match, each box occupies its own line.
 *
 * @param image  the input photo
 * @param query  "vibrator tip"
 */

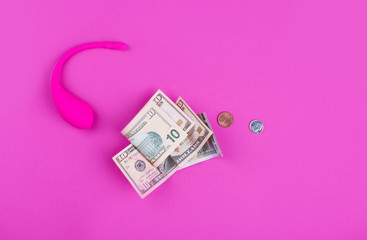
xmin=107 ymin=42 xmax=129 ymax=50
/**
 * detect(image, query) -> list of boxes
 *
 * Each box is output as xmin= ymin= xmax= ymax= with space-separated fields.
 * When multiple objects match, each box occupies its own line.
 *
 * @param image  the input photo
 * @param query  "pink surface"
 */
xmin=1 ymin=0 xmax=366 ymax=239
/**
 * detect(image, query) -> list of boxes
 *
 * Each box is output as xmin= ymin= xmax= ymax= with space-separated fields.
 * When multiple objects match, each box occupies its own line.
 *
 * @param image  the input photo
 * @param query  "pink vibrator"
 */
xmin=51 ymin=42 xmax=128 ymax=129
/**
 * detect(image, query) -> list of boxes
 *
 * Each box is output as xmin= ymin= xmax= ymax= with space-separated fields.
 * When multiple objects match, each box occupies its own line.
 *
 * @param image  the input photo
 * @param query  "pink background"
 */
xmin=1 ymin=0 xmax=367 ymax=239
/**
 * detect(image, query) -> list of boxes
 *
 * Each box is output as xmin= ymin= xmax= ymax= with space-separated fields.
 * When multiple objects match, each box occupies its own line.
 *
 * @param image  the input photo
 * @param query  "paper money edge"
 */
xmin=120 ymin=102 xmax=168 ymax=137
xmin=181 ymin=112 xmax=223 ymax=169
xmin=175 ymin=97 xmax=213 ymax=167
xmin=199 ymin=112 xmax=223 ymax=157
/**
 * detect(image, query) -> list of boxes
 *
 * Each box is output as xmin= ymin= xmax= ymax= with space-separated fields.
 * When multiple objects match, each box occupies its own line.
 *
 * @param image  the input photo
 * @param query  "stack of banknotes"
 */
xmin=113 ymin=90 xmax=222 ymax=198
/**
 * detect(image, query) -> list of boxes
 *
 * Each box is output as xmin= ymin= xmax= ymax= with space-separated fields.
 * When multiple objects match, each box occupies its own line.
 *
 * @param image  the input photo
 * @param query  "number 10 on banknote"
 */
xmin=115 ymin=90 xmax=221 ymax=198
xmin=121 ymin=102 xmax=187 ymax=167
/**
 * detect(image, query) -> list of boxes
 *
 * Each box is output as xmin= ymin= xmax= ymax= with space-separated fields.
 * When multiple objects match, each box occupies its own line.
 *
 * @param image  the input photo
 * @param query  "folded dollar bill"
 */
xmin=181 ymin=113 xmax=223 ymax=169
xmin=114 ymin=90 xmax=221 ymax=198
xmin=121 ymin=102 xmax=187 ymax=167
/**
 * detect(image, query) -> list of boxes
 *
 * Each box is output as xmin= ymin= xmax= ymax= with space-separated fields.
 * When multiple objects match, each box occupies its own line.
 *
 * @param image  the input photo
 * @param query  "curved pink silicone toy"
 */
xmin=51 ymin=42 xmax=128 ymax=129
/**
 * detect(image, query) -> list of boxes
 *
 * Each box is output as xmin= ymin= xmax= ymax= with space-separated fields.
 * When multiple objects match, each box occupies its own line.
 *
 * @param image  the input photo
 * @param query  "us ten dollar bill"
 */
xmin=139 ymin=90 xmax=208 ymax=168
xmin=121 ymin=102 xmax=187 ymax=167
xmin=113 ymin=144 xmax=180 ymax=198
xmin=113 ymin=112 xmax=222 ymax=198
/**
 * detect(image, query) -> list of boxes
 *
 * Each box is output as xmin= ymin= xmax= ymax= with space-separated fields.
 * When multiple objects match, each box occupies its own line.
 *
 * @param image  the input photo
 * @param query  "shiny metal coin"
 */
xmin=249 ymin=120 xmax=263 ymax=134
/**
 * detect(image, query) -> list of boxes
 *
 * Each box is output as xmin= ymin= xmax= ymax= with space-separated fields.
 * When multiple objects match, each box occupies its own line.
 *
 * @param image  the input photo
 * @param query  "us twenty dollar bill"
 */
xmin=113 ymin=144 xmax=180 ymax=198
xmin=181 ymin=113 xmax=223 ymax=169
xmin=121 ymin=102 xmax=187 ymax=167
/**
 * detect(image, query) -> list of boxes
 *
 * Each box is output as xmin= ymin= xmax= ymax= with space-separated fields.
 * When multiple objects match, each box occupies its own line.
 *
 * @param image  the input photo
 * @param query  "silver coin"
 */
xmin=249 ymin=120 xmax=263 ymax=134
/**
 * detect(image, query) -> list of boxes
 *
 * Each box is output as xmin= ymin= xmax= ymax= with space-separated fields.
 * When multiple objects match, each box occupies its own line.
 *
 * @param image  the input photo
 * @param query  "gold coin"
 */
xmin=217 ymin=112 xmax=233 ymax=128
